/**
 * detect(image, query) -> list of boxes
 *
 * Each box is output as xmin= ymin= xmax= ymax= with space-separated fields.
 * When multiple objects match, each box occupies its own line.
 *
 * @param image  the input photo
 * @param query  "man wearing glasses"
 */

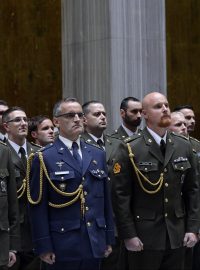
xmin=28 ymin=98 xmax=114 ymax=270
xmin=2 ymin=107 xmax=40 ymax=270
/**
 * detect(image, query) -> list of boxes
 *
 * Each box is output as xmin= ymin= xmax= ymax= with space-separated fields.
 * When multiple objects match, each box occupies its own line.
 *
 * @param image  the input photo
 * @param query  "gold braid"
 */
xmin=27 ymin=152 xmax=85 ymax=216
xmin=127 ymin=143 xmax=164 ymax=194
xmin=17 ymin=179 xmax=26 ymax=199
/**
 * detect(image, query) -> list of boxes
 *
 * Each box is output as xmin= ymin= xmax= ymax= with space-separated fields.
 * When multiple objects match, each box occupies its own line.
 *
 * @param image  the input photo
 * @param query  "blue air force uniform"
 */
xmin=28 ymin=138 xmax=114 ymax=265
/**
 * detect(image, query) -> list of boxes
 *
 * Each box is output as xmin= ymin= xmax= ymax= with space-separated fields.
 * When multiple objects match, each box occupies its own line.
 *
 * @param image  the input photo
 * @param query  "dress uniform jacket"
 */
xmin=111 ymin=127 xmax=200 ymax=250
xmin=110 ymin=125 xmax=129 ymax=140
xmin=28 ymin=138 xmax=115 ymax=262
xmin=0 ymin=142 xmax=20 ymax=266
xmin=81 ymin=132 xmax=120 ymax=178
xmin=6 ymin=141 xmax=40 ymax=252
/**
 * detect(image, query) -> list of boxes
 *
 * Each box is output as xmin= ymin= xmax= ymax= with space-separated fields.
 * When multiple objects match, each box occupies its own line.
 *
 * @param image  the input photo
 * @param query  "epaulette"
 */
xmin=0 ymin=140 xmax=7 ymax=146
xmin=171 ymin=132 xmax=189 ymax=141
xmin=30 ymin=142 xmax=42 ymax=148
xmin=39 ymin=143 xmax=54 ymax=152
xmin=124 ymin=133 xmax=141 ymax=143
xmin=190 ymin=136 xmax=200 ymax=143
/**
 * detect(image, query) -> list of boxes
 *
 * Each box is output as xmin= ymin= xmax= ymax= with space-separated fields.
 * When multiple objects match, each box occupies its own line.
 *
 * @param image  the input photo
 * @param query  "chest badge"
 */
xmin=0 ymin=181 xmax=7 ymax=192
xmin=113 ymin=163 xmax=121 ymax=174
xmin=56 ymin=161 xmax=64 ymax=169
xmin=59 ymin=183 xmax=66 ymax=191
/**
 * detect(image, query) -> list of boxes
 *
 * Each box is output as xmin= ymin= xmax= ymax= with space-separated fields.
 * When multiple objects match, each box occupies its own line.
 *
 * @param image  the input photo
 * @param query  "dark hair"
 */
xmin=53 ymin=97 xmax=78 ymax=117
xmin=29 ymin=115 xmax=50 ymax=133
xmin=2 ymin=106 xmax=25 ymax=123
xmin=120 ymin=97 xmax=140 ymax=110
xmin=0 ymin=100 xmax=8 ymax=107
xmin=173 ymin=105 xmax=194 ymax=112
xmin=82 ymin=100 xmax=102 ymax=115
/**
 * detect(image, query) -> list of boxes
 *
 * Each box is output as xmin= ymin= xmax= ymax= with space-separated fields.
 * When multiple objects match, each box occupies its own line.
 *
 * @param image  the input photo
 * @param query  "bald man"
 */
xmin=111 ymin=92 xmax=200 ymax=270
xmin=168 ymin=111 xmax=187 ymax=136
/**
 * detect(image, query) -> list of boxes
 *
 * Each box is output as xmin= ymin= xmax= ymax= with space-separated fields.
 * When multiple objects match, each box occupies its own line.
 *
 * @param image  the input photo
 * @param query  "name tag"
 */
xmin=55 ymin=171 xmax=69 ymax=175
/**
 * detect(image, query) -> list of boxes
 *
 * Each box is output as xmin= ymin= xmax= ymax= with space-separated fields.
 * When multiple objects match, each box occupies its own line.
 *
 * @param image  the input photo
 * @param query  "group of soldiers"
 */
xmin=0 ymin=92 xmax=200 ymax=270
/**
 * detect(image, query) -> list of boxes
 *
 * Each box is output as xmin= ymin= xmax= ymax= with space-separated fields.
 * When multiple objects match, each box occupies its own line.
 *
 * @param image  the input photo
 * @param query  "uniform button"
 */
xmin=84 ymin=191 xmax=88 ymax=196
xmin=165 ymin=198 xmax=168 ymax=203
xmin=108 ymin=177 xmax=110 ymax=181
xmin=61 ymin=228 xmax=65 ymax=232
xmin=181 ymin=167 xmax=184 ymax=170
xmin=87 ymin=222 xmax=91 ymax=227
xmin=165 ymin=183 xmax=168 ymax=187
xmin=82 ymin=177 xmax=85 ymax=181
xmin=164 ymin=168 xmax=167 ymax=173
xmin=85 ymin=206 xmax=89 ymax=211
xmin=165 ymin=213 xmax=168 ymax=217
xmin=136 ymin=216 xmax=140 ymax=219
xmin=144 ymin=168 xmax=148 ymax=171
xmin=61 ymin=177 xmax=64 ymax=180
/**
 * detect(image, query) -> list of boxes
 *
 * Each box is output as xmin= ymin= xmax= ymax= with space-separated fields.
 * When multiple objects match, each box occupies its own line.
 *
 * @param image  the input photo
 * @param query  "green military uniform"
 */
xmin=111 ymin=127 xmax=200 ymax=270
xmin=6 ymin=141 xmax=41 ymax=270
xmin=111 ymin=125 xmax=129 ymax=140
xmin=0 ymin=141 xmax=20 ymax=269
xmin=189 ymin=136 xmax=200 ymax=270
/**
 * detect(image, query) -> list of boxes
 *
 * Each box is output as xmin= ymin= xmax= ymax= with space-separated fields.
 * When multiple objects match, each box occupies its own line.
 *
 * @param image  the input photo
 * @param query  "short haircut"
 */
xmin=29 ymin=115 xmax=50 ymax=133
xmin=82 ymin=100 xmax=102 ymax=115
xmin=120 ymin=97 xmax=140 ymax=110
xmin=0 ymin=100 xmax=8 ymax=107
xmin=173 ymin=104 xmax=194 ymax=112
xmin=53 ymin=97 xmax=78 ymax=117
xmin=2 ymin=106 xmax=25 ymax=123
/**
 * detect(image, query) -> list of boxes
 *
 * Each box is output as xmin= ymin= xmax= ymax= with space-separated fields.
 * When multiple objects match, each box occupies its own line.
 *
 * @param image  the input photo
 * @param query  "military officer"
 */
xmin=28 ymin=98 xmax=114 ymax=270
xmin=82 ymin=100 xmax=126 ymax=270
xmin=168 ymin=111 xmax=187 ymax=136
xmin=111 ymin=97 xmax=142 ymax=140
xmin=2 ymin=107 xmax=41 ymax=270
xmin=0 ymin=141 xmax=20 ymax=270
xmin=111 ymin=92 xmax=200 ymax=270
xmin=29 ymin=115 xmax=55 ymax=147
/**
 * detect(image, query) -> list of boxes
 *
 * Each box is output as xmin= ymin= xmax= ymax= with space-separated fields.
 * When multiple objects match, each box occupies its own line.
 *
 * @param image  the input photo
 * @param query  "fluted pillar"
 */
xmin=61 ymin=0 xmax=166 ymax=130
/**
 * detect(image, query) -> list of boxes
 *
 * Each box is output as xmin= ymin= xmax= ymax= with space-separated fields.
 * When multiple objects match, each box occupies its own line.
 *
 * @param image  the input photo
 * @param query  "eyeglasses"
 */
xmin=6 ymin=117 xmax=28 ymax=123
xmin=56 ymin=112 xmax=84 ymax=119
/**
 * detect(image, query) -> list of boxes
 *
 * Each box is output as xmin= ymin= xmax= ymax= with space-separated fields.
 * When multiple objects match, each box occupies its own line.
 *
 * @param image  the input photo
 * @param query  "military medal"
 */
xmin=0 ymin=181 xmax=6 ymax=192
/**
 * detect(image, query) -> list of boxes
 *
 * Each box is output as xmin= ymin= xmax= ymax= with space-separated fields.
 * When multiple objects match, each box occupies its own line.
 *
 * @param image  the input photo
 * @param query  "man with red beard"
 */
xmin=111 ymin=92 xmax=200 ymax=270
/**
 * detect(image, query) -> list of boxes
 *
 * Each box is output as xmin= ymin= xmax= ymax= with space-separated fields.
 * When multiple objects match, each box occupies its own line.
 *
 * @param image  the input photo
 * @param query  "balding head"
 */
xmin=142 ymin=92 xmax=171 ymax=136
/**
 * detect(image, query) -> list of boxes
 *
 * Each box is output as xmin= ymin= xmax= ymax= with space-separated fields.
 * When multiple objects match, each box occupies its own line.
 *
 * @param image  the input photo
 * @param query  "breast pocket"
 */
xmin=50 ymin=171 xmax=75 ymax=192
xmin=172 ymin=160 xmax=191 ymax=184
xmin=137 ymin=162 xmax=158 ymax=172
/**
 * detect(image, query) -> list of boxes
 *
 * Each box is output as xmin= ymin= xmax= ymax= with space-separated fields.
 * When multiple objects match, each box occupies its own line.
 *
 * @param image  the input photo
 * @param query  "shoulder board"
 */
xmin=124 ymin=133 xmax=141 ymax=143
xmin=30 ymin=142 xmax=42 ymax=148
xmin=190 ymin=136 xmax=200 ymax=143
xmin=39 ymin=143 xmax=54 ymax=152
xmin=0 ymin=140 xmax=7 ymax=146
xmin=171 ymin=132 xmax=189 ymax=141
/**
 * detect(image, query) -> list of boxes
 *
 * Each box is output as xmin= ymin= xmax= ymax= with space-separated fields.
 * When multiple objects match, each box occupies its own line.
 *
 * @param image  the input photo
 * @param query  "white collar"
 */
xmin=8 ymin=139 xmax=27 ymax=156
xmin=147 ymin=127 xmax=167 ymax=145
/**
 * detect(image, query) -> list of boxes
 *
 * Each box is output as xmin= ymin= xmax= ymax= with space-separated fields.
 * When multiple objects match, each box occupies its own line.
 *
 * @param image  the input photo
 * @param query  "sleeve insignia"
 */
xmin=113 ymin=163 xmax=121 ymax=174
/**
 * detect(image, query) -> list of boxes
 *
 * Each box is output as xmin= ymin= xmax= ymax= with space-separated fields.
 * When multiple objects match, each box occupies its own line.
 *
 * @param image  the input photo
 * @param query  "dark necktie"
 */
xmin=19 ymin=147 xmax=27 ymax=167
xmin=160 ymin=139 xmax=166 ymax=156
xmin=97 ymin=139 xmax=104 ymax=150
xmin=72 ymin=142 xmax=82 ymax=169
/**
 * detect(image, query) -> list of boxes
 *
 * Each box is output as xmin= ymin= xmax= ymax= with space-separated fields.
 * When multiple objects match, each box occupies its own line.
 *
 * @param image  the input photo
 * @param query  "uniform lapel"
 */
xmin=55 ymin=139 xmax=82 ymax=173
xmin=164 ymin=133 xmax=175 ymax=167
xmin=6 ymin=141 xmax=25 ymax=171
xmin=81 ymin=141 xmax=92 ymax=176
xmin=143 ymin=128 xmax=164 ymax=164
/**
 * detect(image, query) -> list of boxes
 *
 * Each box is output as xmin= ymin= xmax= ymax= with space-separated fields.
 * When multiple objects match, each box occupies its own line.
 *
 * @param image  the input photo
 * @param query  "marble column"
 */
xmin=61 ymin=0 xmax=166 ymax=131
